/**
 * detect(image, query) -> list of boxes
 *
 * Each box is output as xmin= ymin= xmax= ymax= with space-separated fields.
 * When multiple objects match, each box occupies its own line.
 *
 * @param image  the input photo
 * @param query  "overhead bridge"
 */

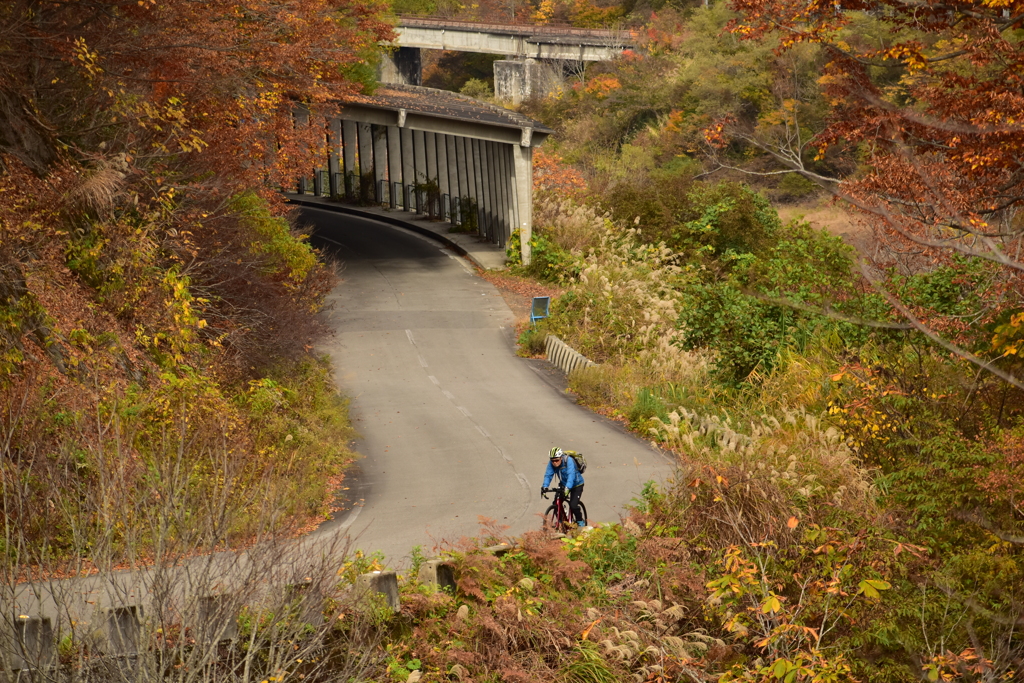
xmin=382 ymin=18 xmax=638 ymax=103
xmin=297 ymin=83 xmax=552 ymax=265
xmin=394 ymin=17 xmax=635 ymax=62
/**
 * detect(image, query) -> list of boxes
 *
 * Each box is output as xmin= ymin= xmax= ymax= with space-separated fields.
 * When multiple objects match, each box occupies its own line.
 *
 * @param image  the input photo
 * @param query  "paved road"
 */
xmin=303 ymin=207 xmax=675 ymax=566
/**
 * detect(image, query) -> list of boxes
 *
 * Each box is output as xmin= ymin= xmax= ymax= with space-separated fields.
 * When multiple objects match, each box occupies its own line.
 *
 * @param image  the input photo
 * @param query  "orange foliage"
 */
xmin=532 ymin=148 xmax=588 ymax=199
xmin=727 ymin=0 xmax=1024 ymax=382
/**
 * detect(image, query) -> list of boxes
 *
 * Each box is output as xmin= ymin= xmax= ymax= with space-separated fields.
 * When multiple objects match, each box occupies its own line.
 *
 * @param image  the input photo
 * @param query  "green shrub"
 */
xmin=459 ymin=78 xmax=493 ymax=100
xmin=517 ymin=327 xmax=548 ymax=357
xmin=775 ymin=172 xmax=818 ymax=200
xmin=506 ymin=229 xmax=579 ymax=283
xmin=603 ymin=179 xmax=782 ymax=261
xmin=628 ymin=387 xmax=669 ymax=429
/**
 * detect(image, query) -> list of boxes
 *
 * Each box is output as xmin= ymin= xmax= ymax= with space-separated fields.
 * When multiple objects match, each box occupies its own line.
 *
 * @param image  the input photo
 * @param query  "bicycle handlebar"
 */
xmin=541 ymin=487 xmax=566 ymax=499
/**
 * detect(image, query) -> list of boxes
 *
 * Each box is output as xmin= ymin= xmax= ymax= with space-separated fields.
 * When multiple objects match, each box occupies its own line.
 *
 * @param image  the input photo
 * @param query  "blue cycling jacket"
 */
xmin=542 ymin=454 xmax=584 ymax=490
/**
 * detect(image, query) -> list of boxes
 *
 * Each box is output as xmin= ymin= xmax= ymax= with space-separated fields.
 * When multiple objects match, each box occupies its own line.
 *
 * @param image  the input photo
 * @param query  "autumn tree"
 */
xmin=717 ymin=0 xmax=1024 ymax=383
xmin=0 ymin=0 xmax=392 ymax=558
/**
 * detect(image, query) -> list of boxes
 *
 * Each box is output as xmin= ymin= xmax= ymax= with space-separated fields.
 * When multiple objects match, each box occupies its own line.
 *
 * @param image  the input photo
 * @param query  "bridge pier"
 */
xmin=494 ymin=58 xmax=564 ymax=104
xmin=380 ymin=46 xmax=422 ymax=86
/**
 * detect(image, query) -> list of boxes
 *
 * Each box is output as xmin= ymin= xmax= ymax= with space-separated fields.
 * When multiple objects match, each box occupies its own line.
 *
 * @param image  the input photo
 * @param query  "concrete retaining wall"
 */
xmin=545 ymin=335 xmax=596 ymax=375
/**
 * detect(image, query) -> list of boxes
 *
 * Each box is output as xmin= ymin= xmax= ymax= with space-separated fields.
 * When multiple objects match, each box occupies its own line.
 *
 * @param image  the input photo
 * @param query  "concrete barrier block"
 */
xmin=198 ymin=594 xmax=238 ymax=643
xmin=105 ymin=605 xmax=141 ymax=655
xmin=482 ymin=543 xmax=512 ymax=557
xmin=417 ymin=560 xmax=456 ymax=592
xmin=7 ymin=615 xmax=54 ymax=672
xmin=355 ymin=571 xmax=400 ymax=612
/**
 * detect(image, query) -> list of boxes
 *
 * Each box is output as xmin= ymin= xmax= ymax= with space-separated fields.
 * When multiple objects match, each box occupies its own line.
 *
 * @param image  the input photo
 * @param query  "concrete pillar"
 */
xmin=476 ymin=141 xmax=491 ymax=236
xmin=387 ymin=125 xmax=402 ymax=208
xmin=412 ymin=130 xmax=426 ymax=183
xmin=295 ymin=106 xmax=310 ymax=193
xmin=328 ymin=118 xmax=341 ymax=197
xmin=342 ymin=119 xmax=358 ymax=200
xmin=436 ymin=134 xmax=451 ymax=214
xmin=456 ymin=136 xmax=471 ymax=224
xmin=445 ymin=135 xmax=460 ymax=222
xmin=494 ymin=58 xmax=562 ymax=104
xmin=357 ymin=122 xmax=373 ymax=202
xmin=471 ymin=139 xmax=488 ymax=240
xmin=379 ymin=47 xmax=422 ymax=86
xmin=425 ymin=132 xmax=438 ymax=185
xmin=371 ymin=124 xmax=387 ymax=204
xmin=400 ymin=127 xmax=415 ymax=209
xmin=463 ymin=139 xmax=479 ymax=234
xmin=485 ymin=141 xmax=499 ymax=238
xmin=514 ymin=143 xmax=534 ymax=265
xmin=504 ymin=144 xmax=518 ymax=244
xmin=489 ymin=141 xmax=505 ymax=242
xmin=501 ymin=143 xmax=515 ymax=245
xmin=412 ymin=130 xmax=428 ymax=213
xmin=505 ymin=143 xmax=521 ymax=240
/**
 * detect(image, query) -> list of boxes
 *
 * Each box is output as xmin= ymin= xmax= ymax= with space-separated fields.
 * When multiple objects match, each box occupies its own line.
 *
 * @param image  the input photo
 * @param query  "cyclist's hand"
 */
xmin=540 ymin=487 xmax=547 ymax=499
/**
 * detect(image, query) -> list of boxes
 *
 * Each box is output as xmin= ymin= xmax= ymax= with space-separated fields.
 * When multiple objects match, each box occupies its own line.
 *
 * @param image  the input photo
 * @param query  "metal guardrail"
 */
xmin=545 ymin=335 xmax=596 ymax=375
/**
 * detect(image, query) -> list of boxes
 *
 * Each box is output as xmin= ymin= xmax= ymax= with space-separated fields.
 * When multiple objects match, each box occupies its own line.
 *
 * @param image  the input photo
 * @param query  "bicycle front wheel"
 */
xmin=544 ymin=505 xmax=560 ymax=530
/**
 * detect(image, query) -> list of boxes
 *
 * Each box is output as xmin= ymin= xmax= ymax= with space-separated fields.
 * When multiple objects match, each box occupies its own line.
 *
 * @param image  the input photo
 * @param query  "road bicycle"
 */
xmin=541 ymin=487 xmax=587 ymax=532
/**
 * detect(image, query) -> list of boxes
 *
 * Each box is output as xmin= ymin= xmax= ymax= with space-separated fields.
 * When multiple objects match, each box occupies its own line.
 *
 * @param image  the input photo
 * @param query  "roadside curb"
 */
xmin=286 ymin=197 xmax=488 ymax=270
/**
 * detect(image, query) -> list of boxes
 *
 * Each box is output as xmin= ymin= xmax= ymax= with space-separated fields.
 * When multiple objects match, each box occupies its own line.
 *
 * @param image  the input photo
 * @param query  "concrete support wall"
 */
xmin=494 ymin=58 xmax=563 ymax=104
xmin=379 ymin=46 xmax=423 ymax=86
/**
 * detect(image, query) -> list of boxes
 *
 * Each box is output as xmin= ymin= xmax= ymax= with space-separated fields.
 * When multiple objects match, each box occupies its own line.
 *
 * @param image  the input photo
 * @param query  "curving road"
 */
xmin=303 ymin=207 xmax=675 ymax=565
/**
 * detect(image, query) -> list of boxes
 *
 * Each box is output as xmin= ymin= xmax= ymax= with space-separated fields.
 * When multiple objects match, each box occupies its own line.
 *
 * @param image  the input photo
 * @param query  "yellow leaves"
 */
xmin=857 ymin=578 xmax=891 ymax=599
xmin=73 ymin=37 xmax=103 ymax=80
xmin=787 ymin=516 xmax=799 ymax=529
xmin=761 ymin=593 xmax=783 ymax=614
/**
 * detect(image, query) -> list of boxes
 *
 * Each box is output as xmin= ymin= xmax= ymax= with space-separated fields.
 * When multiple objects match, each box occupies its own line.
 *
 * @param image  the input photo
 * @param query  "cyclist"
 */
xmin=542 ymin=447 xmax=586 ymax=528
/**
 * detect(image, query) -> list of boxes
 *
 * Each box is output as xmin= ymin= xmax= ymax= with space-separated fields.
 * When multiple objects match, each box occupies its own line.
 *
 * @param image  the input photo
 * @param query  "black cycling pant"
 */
xmin=568 ymin=484 xmax=584 ymax=524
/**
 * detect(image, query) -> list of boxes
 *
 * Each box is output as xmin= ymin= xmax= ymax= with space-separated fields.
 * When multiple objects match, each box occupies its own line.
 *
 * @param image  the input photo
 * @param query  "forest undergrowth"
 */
xmin=371 ymin=0 xmax=1024 ymax=671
